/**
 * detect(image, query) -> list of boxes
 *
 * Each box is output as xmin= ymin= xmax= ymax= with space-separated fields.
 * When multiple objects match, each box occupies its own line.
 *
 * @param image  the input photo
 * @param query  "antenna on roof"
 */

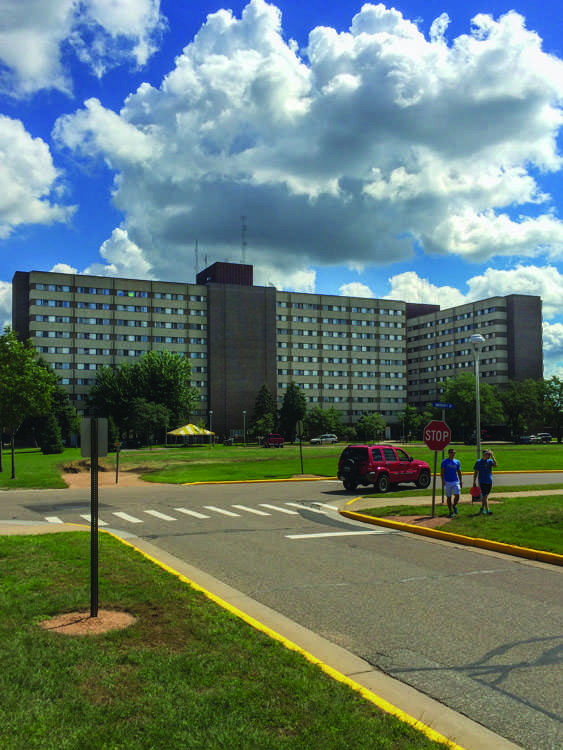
xmin=241 ymin=215 xmax=247 ymax=264
xmin=194 ymin=240 xmax=199 ymax=278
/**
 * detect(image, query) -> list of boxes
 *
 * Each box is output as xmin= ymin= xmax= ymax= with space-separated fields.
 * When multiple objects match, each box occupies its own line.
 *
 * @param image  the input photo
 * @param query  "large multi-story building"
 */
xmin=12 ymin=263 xmax=543 ymax=438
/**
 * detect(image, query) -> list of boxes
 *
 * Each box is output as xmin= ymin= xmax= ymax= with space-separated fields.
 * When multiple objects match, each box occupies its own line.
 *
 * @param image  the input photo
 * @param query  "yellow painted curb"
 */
xmin=338 ymin=510 xmax=563 ymax=567
xmin=183 ymin=477 xmax=333 ymax=485
xmin=105 ymin=529 xmax=463 ymax=750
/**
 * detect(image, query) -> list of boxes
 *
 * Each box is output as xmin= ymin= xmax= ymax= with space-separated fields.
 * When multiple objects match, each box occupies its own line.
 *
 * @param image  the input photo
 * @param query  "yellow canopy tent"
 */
xmin=167 ymin=423 xmax=215 ymax=444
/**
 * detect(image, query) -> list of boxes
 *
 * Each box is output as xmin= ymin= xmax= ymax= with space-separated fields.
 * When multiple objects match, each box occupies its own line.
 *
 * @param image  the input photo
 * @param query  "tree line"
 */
xmin=2 ymin=325 xmax=562 ymax=479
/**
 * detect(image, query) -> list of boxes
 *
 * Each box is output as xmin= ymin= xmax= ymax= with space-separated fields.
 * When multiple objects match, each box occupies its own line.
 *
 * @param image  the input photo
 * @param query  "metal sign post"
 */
xmin=296 ymin=420 xmax=304 ymax=475
xmin=81 ymin=418 xmax=108 ymax=618
xmin=424 ymin=420 xmax=452 ymax=518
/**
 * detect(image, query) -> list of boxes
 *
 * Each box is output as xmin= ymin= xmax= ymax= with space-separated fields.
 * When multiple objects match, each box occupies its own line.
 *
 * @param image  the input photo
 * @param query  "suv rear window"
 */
xmin=341 ymin=447 xmax=369 ymax=462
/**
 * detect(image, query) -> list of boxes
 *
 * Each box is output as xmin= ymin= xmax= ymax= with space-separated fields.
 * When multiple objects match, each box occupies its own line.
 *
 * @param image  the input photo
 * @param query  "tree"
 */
xmin=88 ymin=351 xmax=199 ymax=440
xmin=0 ymin=328 xmax=56 ymax=478
xmin=38 ymin=413 xmax=64 ymax=455
xmin=355 ymin=412 xmax=386 ymax=442
xmin=304 ymin=406 xmax=343 ymax=438
xmin=397 ymin=405 xmax=418 ymax=442
xmin=439 ymin=373 xmax=503 ymax=440
xmin=499 ymin=379 xmax=542 ymax=440
xmin=250 ymin=384 xmax=277 ymax=436
xmin=278 ymin=382 xmax=307 ymax=441
xmin=543 ymin=376 xmax=563 ymax=443
xmin=129 ymin=398 xmax=171 ymax=446
xmin=25 ymin=381 xmax=81 ymax=448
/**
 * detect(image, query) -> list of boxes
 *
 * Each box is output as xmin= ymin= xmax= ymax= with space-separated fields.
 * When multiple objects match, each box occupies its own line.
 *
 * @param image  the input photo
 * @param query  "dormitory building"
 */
xmin=12 ymin=262 xmax=543 ymax=439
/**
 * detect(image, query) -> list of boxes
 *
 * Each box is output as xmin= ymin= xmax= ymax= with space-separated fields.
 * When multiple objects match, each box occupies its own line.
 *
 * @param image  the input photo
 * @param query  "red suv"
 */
xmin=263 ymin=433 xmax=284 ymax=448
xmin=338 ymin=444 xmax=431 ymax=492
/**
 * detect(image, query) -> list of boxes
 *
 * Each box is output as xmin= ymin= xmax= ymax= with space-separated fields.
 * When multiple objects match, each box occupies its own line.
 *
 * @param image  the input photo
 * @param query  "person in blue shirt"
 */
xmin=473 ymin=449 xmax=497 ymax=515
xmin=440 ymin=448 xmax=462 ymax=518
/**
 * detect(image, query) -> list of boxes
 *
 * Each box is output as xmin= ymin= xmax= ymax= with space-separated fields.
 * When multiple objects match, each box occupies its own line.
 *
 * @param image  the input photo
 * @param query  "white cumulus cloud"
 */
xmin=0 ymin=281 xmax=12 ymax=331
xmin=0 ymin=0 xmax=165 ymax=97
xmin=51 ymin=1 xmax=563 ymax=284
xmin=0 ymin=116 xmax=74 ymax=238
xmin=83 ymin=227 xmax=154 ymax=279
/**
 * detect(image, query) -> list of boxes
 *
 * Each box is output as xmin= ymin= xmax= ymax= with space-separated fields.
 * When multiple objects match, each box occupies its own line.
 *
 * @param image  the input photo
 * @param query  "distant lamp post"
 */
xmin=470 ymin=333 xmax=485 ymax=459
xmin=209 ymin=410 xmax=213 ymax=446
xmin=243 ymin=410 xmax=246 ymax=447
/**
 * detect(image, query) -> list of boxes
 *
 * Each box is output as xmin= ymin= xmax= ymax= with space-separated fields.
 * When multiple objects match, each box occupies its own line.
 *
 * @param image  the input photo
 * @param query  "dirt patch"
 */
xmin=384 ymin=514 xmax=453 ymax=529
xmin=63 ymin=470 xmax=148 ymax=488
xmin=38 ymin=610 xmax=136 ymax=636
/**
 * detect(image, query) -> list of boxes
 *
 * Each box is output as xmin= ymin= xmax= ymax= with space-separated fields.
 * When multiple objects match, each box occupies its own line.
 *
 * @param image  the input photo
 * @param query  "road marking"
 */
xmin=45 ymin=516 xmax=64 ymax=524
xmin=174 ymin=507 xmax=210 ymax=519
xmin=113 ymin=511 xmax=143 ymax=523
xmin=145 ymin=510 xmax=176 ymax=521
xmin=286 ymin=530 xmax=389 ymax=539
xmin=232 ymin=505 xmax=271 ymax=516
xmin=285 ymin=502 xmax=330 ymax=514
xmin=79 ymin=514 xmax=108 ymax=526
xmin=259 ymin=504 xmax=299 ymax=515
xmin=204 ymin=506 xmax=240 ymax=517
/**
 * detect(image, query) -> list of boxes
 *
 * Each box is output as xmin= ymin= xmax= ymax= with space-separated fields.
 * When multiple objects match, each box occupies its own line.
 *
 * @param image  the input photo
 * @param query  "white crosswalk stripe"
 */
xmin=113 ymin=511 xmax=143 ymax=523
xmin=144 ymin=510 xmax=176 ymax=521
xmin=45 ymin=516 xmax=64 ymax=524
xmin=232 ymin=504 xmax=271 ymax=516
xmin=79 ymin=514 xmax=108 ymax=526
xmin=174 ymin=507 xmax=210 ymax=519
xmin=285 ymin=502 xmax=330 ymax=514
xmin=258 ymin=503 xmax=299 ymax=515
xmin=203 ymin=506 xmax=240 ymax=517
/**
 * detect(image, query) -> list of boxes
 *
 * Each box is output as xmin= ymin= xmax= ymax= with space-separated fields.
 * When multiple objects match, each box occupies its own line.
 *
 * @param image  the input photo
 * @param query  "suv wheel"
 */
xmin=343 ymin=477 xmax=358 ymax=491
xmin=416 ymin=470 xmax=431 ymax=489
xmin=375 ymin=473 xmax=390 ymax=493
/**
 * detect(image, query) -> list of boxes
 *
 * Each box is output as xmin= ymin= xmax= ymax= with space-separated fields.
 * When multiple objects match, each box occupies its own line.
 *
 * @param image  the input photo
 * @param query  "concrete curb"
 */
xmin=338 ymin=509 xmax=563 ymax=567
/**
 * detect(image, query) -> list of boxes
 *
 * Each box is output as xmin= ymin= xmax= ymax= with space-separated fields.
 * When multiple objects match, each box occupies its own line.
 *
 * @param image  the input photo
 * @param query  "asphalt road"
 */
xmin=3 ymin=477 xmax=562 ymax=750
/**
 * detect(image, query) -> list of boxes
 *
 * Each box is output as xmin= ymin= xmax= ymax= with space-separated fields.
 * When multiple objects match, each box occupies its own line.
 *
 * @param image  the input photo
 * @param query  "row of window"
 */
xmin=412 ymin=307 xmax=504 ymax=331
xmin=34 ymin=284 xmax=204 ymax=302
xmin=276 ymin=356 xmax=405 ymax=366
xmin=277 ymin=301 xmax=403 ymax=315
xmin=276 ymin=316 xmax=403 ymax=328
xmin=33 ymin=300 xmax=204 ymax=316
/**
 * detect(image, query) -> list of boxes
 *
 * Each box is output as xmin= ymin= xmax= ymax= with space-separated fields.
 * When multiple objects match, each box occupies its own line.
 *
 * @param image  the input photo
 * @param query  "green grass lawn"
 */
xmin=0 ymin=532 xmax=449 ymax=750
xmin=0 ymin=441 xmax=561 ymax=490
xmin=357 ymin=496 xmax=563 ymax=555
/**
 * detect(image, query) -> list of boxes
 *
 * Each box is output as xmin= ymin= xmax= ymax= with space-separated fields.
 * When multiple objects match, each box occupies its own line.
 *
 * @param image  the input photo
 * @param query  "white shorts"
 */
xmin=444 ymin=481 xmax=461 ymax=497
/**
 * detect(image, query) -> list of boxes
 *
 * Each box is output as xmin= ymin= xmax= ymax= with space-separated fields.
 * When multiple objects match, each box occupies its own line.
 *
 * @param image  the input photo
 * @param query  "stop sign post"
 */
xmin=424 ymin=420 xmax=452 ymax=517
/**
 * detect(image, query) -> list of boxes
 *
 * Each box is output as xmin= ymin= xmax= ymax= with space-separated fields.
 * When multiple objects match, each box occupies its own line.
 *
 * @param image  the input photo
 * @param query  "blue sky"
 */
xmin=2 ymin=0 xmax=563 ymax=376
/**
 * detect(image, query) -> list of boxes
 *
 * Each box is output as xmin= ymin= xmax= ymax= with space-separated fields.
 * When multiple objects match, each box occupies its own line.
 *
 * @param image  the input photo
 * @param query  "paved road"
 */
xmin=3 ymin=478 xmax=562 ymax=750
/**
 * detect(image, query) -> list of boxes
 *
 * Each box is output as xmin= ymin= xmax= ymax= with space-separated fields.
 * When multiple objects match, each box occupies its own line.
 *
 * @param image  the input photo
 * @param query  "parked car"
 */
xmin=536 ymin=432 xmax=552 ymax=443
xmin=310 ymin=433 xmax=338 ymax=445
xmin=263 ymin=433 xmax=284 ymax=448
xmin=517 ymin=435 xmax=541 ymax=444
xmin=337 ymin=444 xmax=432 ymax=492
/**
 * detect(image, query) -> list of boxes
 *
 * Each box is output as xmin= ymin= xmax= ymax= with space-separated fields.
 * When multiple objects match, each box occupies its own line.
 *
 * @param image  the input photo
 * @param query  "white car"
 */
xmin=310 ymin=433 xmax=338 ymax=445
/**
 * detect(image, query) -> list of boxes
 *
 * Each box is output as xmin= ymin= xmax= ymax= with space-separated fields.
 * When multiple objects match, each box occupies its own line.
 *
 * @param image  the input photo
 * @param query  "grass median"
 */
xmin=1 ymin=442 xmax=562 ymax=490
xmin=0 ymin=532 xmax=450 ymax=750
xmin=356 ymin=496 xmax=563 ymax=555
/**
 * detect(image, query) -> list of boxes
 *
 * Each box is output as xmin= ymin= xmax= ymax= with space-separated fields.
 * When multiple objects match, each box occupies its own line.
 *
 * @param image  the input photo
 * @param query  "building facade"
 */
xmin=12 ymin=264 xmax=543 ymax=438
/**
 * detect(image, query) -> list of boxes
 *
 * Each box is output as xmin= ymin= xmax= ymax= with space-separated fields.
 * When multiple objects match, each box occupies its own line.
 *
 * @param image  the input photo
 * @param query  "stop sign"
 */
xmin=423 ymin=420 xmax=451 ymax=451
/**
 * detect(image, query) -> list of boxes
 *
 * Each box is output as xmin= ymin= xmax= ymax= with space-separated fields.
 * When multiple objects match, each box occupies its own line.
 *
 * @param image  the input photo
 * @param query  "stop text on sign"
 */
xmin=424 ymin=427 xmax=450 ymax=442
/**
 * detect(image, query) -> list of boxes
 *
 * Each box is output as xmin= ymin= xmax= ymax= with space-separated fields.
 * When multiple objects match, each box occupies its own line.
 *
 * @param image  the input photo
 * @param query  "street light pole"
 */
xmin=470 ymin=333 xmax=485 ymax=460
xmin=209 ymin=409 xmax=213 ymax=446
xmin=243 ymin=410 xmax=246 ymax=447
